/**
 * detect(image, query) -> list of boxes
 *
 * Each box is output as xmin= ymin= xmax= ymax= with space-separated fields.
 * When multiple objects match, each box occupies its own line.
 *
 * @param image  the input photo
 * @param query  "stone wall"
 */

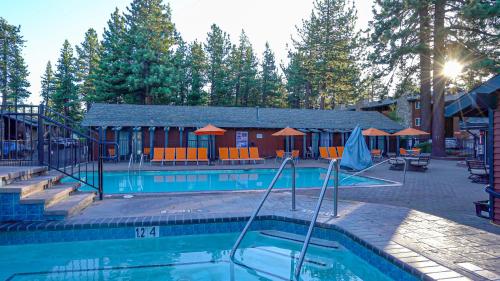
xmin=395 ymin=96 xmax=412 ymax=128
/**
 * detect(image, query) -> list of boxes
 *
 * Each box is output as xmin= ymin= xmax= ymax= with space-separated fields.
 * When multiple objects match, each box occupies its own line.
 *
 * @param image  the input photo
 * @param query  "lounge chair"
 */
xmin=399 ymin=148 xmax=408 ymax=156
xmin=319 ymin=147 xmax=331 ymax=161
xmin=328 ymin=147 xmax=340 ymax=160
xmin=187 ymin=147 xmax=197 ymax=164
xmin=291 ymin=150 xmax=300 ymax=163
xmin=219 ymin=147 xmax=229 ymax=164
xmin=175 ymin=147 xmax=187 ymax=165
xmin=371 ymin=149 xmax=382 ymax=161
xmin=408 ymin=154 xmax=430 ymax=171
xmin=164 ymin=148 xmax=175 ymax=165
xmin=229 ymin=147 xmax=240 ymax=164
xmin=151 ymin=148 xmax=165 ymax=164
xmin=249 ymin=147 xmax=264 ymax=164
xmin=143 ymin=147 xmax=151 ymax=160
xmin=239 ymin=147 xmax=250 ymax=163
xmin=336 ymin=146 xmax=344 ymax=157
xmin=466 ymin=160 xmax=489 ymax=183
xmin=275 ymin=150 xmax=285 ymax=163
xmin=197 ymin=148 xmax=209 ymax=165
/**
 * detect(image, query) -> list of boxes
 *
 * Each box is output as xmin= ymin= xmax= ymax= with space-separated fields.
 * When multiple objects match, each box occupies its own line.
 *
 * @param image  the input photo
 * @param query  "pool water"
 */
xmin=67 ymin=168 xmax=391 ymax=194
xmin=0 ymin=231 xmax=414 ymax=281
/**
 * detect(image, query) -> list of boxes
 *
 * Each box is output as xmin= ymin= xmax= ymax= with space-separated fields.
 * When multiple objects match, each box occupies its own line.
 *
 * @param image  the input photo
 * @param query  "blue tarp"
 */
xmin=340 ymin=126 xmax=372 ymax=171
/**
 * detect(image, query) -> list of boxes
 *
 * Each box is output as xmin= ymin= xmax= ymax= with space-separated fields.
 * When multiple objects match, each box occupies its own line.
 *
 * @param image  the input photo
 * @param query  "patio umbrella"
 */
xmin=272 ymin=127 xmax=305 ymax=152
xmin=393 ymin=128 xmax=430 ymax=152
xmin=362 ymin=128 xmax=390 ymax=150
xmin=194 ymin=124 xmax=226 ymax=160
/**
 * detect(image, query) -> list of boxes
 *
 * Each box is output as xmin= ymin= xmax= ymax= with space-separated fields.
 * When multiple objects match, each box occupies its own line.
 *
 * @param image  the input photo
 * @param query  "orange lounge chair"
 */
xmin=187 ymin=148 xmax=197 ymax=164
xmin=249 ymin=147 xmax=264 ymax=164
xmin=175 ymin=147 xmax=187 ymax=165
xmin=275 ymin=150 xmax=285 ymax=163
xmin=328 ymin=147 xmax=340 ymax=160
xmin=151 ymin=148 xmax=165 ymax=164
xmin=163 ymin=148 xmax=175 ymax=164
xmin=400 ymin=148 xmax=408 ymax=156
xmin=239 ymin=148 xmax=250 ymax=163
xmin=229 ymin=147 xmax=240 ymax=164
xmin=319 ymin=147 xmax=330 ymax=160
xmin=197 ymin=148 xmax=209 ymax=165
xmin=412 ymin=148 xmax=422 ymax=155
xmin=143 ymin=147 xmax=150 ymax=156
xmin=219 ymin=147 xmax=229 ymax=164
xmin=336 ymin=146 xmax=344 ymax=157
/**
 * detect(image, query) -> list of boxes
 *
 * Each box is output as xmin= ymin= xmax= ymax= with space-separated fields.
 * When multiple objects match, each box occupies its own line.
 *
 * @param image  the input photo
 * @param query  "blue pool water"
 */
xmin=66 ymin=168 xmax=392 ymax=194
xmin=0 ymin=231 xmax=415 ymax=281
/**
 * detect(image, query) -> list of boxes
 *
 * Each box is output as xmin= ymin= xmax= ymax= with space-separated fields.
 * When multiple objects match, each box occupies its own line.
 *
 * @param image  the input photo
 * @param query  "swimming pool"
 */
xmin=0 ymin=221 xmax=417 ymax=281
xmin=66 ymin=167 xmax=394 ymax=194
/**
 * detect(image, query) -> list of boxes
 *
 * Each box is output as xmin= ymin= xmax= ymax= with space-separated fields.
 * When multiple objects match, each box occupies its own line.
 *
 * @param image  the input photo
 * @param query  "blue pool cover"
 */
xmin=341 ymin=126 xmax=372 ymax=171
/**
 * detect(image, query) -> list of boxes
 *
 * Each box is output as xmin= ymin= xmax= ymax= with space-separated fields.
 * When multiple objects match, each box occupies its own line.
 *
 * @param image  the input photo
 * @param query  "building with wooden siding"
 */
xmin=445 ymin=74 xmax=500 ymax=225
xmin=83 ymin=103 xmax=403 ymax=160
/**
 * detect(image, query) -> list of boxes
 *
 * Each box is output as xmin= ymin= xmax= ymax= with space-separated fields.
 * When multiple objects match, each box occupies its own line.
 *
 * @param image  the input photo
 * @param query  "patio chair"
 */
xmin=319 ymin=147 xmax=331 ymax=161
xmin=197 ymin=148 xmax=209 ymax=165
xmin=249 ymin=147 xmax=264 ymax=164
xmin=336 ymin=146 xmax=344 ymax=157
xmin=399 ymin=148 xmax=408 ymax=156
xmin=275 ymin=150 xmax=285 ymax=163
xmin=291 ymin=150 xmax=300 ymax=163
xmin=466 ymin=160 xmax=489 ymax=183
xmin=108 ymin=147 xmax=117 ymax=162
xmin=409 ymin=154 xmax=430 ymax=171
xmin=328 ymin=147 xmax=340 ymax=160
xmin=412 ymin=148 xmax=421 ymax=155
xmin=151 ymin=148 xmax=165 ymax=164
xmin=187 ymin=148 xmax=197 ymax=164
xmin=306 ymin=146 xmax=314 ymax=159
xmin=164 ymin=148 xmax=175 ymax=165
xmin=239 ymin=147 xmax=250 ymax=163
xmin=219 ymin=147 xmax=229 ymax=164
xmin=143 ymin=147 xmax=151 ymax=160
xmin=229 ymin=147 xmax=240 ymax=164
xmin=389 ymin=157 xmax=405 ymax=170
xmin=371 ymin=149 xmax=382 ymax=162
xmin=175 ymin=147 xmax=187 ymax=165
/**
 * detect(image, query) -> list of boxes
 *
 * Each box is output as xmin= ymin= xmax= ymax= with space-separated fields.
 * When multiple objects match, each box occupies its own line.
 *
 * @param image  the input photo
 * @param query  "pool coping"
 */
xmin=0 ymin=214 xmax=468 ymax=281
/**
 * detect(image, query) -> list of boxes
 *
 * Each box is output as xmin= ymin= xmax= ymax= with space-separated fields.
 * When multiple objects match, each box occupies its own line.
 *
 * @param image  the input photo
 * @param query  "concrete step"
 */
xmin=20 ymin=182 xmax=81 ymax=208
xmin=0 ymin=173 xmax=64 ymax=198
xmin=44 ymin=192 xmax=95 ymax=218
xmin=0 ymin=166 xmax=48 ymax=186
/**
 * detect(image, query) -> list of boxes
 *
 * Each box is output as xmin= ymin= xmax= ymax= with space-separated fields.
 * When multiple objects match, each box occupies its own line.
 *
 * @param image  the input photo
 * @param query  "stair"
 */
xmin=0 ymin=166 xmax=95 ymax=222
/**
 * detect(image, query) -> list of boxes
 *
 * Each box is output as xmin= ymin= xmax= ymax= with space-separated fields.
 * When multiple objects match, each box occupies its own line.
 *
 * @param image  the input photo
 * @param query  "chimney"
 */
xmin=256 ymin=106 xmax=260 ymax=120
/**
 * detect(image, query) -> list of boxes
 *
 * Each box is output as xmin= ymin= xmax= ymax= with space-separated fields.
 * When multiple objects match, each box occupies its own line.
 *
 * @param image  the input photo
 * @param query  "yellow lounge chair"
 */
xmin=319 ymin=147 xmax=331 ymax=160
xmin=151 ymin=148 xmax=165 ymax=164
xmin=239 ymin=147 xmax=250 ymax=163
xmin=336 ymin=146 xmax=344 ymax=157
xmin=175 ymin=147 xmax=187 ymax=165
xmin=163 ymin=148 xmax=175 ymax=165
xmin=197 ymin=148 xmax=209 ymax=165
xmin=328 ymin=147 xmax=340 ymax=160
xmin=187 ymin=148 xmax=197 ymax=164
xmin=219 ymin=147 xmax=229 ymax=164
xmin=249 ymin=147 xmax=264 ymax=164
xmin=229 ymin=147 xmax=239 ymax=164
xmin=292 ymin=150 xmax=300 ymax=163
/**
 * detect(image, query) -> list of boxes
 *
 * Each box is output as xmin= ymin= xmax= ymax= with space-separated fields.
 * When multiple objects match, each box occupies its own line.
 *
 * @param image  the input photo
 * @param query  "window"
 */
xmin=415 ymin=118 xmax=421 ymax=127
xmin=415 ymin=101 xmax=420 ymax=109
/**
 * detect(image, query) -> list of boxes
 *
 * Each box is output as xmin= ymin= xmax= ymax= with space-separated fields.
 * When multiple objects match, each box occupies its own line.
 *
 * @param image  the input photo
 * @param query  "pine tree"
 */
xmin=186 ymin=40 xmax=207 ymax=105
xmin=260 ymin=42 xmax=283 ymax=107
xmin=124 ymin=0 xmax=176 ymax=104
xmin=283 ymin=51 xmax=309 ymax=108
xmin=7 ymin=46 xmax=30 ymax=104
xmin=204 ymin=24 xmax=231 ymax=106
xmin=53 ymin=40 xmax=80 ymax=120
xmin=40 ymin=61 xmax=55 ymax=105
xmin=171 ymin=38 xmax=189 ymax=105
xmin=240 ymin=43 xmax=259 ymax=107
xmin=94 ymin=8 xmax=128 ymax=104
xmin=76 ymin=28 xmax=101 ymax=111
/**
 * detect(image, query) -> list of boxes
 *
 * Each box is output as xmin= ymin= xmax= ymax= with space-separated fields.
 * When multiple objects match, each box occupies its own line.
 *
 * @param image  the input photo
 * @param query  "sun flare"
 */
xmin=442 ymin=60 xmax=463 ymax=79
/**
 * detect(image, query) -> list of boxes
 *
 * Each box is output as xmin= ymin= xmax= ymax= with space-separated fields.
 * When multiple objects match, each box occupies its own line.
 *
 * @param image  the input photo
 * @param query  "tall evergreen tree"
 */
xmin=171 ymin=38 xmax=189 ymax=105
xmin=283 ymin=51 xmax=308 ymax=108
xmin=53 ymin=40 xmax=80 ymax=120
xmin=124 ymin=0 xmax=176 ymax=104
xmin=7 ymin=46 xmax=30 ymax=104
xmin=76 ymin=28 xmax=101 ymax=110
xmin=186 ymin=40 xmax=207 ymax=105
xmin=40 ymin=61 xmax=55 ymax=105
xmin=260 ymin=42 xmax=283 ymax=107
xmin=94 ymin=8 xmax=128 ymax=104
xmin=204 ymin=24 xmax=231 ymax=106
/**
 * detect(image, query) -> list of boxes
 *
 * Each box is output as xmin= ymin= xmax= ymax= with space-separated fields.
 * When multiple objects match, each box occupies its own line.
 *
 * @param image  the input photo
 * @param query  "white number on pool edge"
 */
xmin=135 ymin=226 xmax=160 ymax=238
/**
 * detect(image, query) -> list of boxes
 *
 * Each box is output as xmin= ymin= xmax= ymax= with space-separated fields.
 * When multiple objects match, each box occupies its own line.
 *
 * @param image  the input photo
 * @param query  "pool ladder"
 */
xmin=128 ymin=153 xmax=144 ymax=174
xmin=229 ymin=158 xmax=340 ymax=280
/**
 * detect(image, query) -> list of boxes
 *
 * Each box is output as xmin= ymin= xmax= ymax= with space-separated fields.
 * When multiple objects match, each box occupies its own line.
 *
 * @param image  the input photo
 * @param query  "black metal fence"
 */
xmin=0 ymin=104 xmax=115 ymax=199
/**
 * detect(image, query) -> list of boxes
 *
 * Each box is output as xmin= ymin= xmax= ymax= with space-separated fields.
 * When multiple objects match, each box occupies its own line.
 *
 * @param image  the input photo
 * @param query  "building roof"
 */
xmin=82 ymin=103 xmax=404 ymax=132
xmin=445 ymin=75 xmax=500 ymax=118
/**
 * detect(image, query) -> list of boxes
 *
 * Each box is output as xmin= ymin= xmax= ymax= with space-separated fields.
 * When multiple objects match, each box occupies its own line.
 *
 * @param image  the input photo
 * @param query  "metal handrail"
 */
xmin=138 ymin=153 xmax=144 ymax=172
xmin=229 ymin=157 xmax=296 ymax=259
xmin=294 ymin=159 xmax=339 ymax=278
xmin=128 ymin=153 xmax=134 ymax=173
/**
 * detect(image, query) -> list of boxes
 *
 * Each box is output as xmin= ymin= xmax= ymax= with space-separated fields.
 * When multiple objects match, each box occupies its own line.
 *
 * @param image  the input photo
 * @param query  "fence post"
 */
xmin=98 ymin=127 xmax=104 ymax=200
xmin=37 ymin=104 xmax=45 ymax=165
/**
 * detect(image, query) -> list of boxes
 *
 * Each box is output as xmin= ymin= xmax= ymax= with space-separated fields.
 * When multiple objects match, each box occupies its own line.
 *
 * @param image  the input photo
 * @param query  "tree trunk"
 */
xmin=418 ymin=1 xmax=432 ymax=133
xmin=431 ymin=0 xmax=446 ymax=157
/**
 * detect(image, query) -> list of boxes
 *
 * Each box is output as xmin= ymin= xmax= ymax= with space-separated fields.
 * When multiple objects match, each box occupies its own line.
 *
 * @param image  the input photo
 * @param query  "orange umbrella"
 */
xmin=362 ymin=128 xmax=390 ymax=136
xmin=272 ymin=127 xmax=305 ymax=136
xmin=393 ymin=128 xmax=430 ymax=136
xmin=194 ymin=124 xmax=226 ymax=136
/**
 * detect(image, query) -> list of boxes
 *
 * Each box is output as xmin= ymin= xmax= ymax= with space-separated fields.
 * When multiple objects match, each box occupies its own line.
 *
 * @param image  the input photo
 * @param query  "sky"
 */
xmin=0 ymin=0 xmax=373 ymax=104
